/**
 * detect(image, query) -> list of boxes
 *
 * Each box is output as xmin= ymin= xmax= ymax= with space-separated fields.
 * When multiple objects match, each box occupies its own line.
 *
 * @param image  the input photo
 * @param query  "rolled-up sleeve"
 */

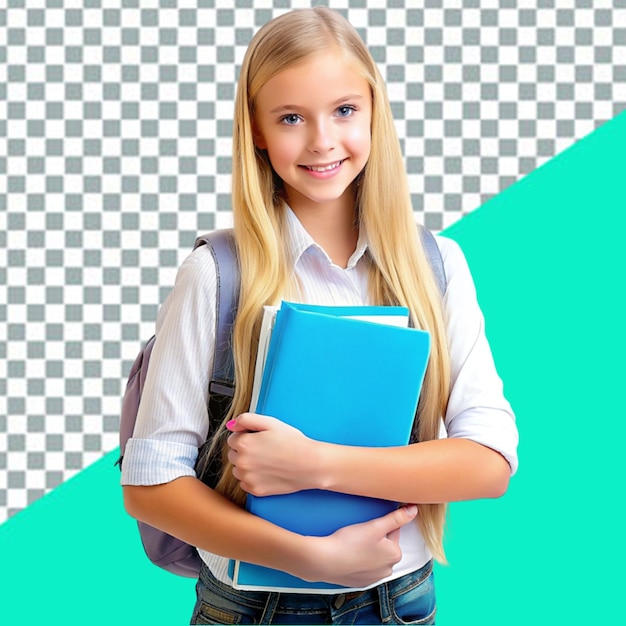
xmin=121 ymin=245 xmax=218 ymax=486
xmin=437 ymin=236 xmax=519 ymax=475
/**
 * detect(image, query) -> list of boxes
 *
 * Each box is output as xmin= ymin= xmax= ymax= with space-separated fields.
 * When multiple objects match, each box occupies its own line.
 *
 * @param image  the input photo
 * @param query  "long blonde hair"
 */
xmin=198 ymin=7 xmax=451 ymax=563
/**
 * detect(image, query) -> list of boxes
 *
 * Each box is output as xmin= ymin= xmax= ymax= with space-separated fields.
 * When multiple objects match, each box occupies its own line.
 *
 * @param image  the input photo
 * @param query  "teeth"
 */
xmin=306 ymin=160 xmax=342 ymax=172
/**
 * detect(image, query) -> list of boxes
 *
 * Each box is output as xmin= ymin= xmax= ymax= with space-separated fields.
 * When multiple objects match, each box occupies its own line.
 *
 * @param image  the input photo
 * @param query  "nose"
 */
xmin=308 ymin=118 xmax=335 ymax=154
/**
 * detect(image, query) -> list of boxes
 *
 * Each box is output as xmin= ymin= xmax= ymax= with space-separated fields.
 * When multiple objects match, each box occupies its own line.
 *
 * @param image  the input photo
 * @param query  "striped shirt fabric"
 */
xmin=121 ymin=206 xmax=518 ymax=589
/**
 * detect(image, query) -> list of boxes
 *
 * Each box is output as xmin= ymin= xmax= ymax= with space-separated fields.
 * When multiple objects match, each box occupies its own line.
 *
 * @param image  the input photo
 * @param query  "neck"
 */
xmin=289 ymin=200 xmax=359 ymax=269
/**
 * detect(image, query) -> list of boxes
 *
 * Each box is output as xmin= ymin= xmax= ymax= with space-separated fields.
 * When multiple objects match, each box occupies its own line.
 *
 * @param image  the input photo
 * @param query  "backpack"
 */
xmin=117 ymin=229 xmax=239 ymax=577
xmin=118 ymin=225 xmax=447 ymax=578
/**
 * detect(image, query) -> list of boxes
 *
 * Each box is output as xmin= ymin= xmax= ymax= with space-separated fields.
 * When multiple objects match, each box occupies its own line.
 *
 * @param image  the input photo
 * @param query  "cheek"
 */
xmin=265 ymin=137 xmax=299 ymax=170
xmin=346 ymin=123 xmax=372 ymax=160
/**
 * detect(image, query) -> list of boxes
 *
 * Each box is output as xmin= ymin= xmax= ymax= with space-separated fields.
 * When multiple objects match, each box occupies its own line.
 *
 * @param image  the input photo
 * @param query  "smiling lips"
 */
xmin=300 ymin=159 xmax=346 ymax=172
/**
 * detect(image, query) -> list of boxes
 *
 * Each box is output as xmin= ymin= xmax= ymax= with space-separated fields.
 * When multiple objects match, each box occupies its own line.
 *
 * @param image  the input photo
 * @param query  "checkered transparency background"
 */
xmin=0 ymin=0 xmax=625 ymax=522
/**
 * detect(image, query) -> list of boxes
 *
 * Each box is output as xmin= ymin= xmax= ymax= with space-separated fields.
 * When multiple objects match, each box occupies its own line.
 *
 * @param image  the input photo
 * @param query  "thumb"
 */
xmin=226 ymin=412 xmax=276 ymax=433
xmin=377 ymin=504 xmax=418 ymax=536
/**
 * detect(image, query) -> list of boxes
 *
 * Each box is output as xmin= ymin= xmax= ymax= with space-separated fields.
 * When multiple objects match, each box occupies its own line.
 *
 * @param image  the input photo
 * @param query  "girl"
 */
xmin=122 ymin=7 xmax=518 ymax=625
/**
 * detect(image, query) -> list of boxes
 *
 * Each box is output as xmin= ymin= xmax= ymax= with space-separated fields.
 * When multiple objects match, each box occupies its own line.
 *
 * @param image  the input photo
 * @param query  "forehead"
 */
xmin=255 ymin=52 xmax=371 ymax=112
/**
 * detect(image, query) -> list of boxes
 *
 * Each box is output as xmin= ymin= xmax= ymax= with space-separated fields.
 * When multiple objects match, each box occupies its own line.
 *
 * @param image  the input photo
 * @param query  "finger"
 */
xmin=227 ymin=412 xmax=278 ymax=433
xmin=227 ymin=447 xmax=238 ymax=465
xmin=386 ymin=527 xmax=401 ymax=544
xmin=226 ymin=418 xmax=248 ymax=433
xmin=226 ymin=431 xmax=241 ymax=449
xmin=375 ymin=505 xmax=418 ymax=536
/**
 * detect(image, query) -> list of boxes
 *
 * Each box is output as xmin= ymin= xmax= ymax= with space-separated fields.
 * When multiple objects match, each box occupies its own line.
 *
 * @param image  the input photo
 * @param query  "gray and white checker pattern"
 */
xmin=1 ymin=0 xmax=625 ymax=522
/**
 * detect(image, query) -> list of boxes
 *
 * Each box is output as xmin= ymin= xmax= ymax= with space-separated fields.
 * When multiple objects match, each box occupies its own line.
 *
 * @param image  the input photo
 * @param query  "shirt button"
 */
xmin=333 ymin=594 xmax=346 ymax=610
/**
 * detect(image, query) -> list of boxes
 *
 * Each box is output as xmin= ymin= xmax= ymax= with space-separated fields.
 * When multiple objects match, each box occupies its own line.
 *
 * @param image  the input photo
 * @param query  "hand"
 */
xmin=301 ymin=505 xmax=418 ymax=588
xmin=227 ymin=413 xmax=319 ymax=496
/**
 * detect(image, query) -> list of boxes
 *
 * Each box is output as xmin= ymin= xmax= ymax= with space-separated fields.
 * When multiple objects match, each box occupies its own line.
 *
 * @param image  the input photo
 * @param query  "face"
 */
xmin=253 ymin=50 xmax=372 ymax=218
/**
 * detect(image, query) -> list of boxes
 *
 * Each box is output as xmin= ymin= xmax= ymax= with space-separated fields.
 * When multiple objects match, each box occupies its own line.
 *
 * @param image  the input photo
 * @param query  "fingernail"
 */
xmin=226 ymin=419 xmax=237 ymax=431
xmin=404 ymin=504 xmax=418 ymax=517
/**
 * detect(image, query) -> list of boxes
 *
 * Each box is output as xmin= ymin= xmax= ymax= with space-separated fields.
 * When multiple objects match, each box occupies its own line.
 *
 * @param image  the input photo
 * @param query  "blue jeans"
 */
xmin=190 ymin=560 xmax=436 ymax=624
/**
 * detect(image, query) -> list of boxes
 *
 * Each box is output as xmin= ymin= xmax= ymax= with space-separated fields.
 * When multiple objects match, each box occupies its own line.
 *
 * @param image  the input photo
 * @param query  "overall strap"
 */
xmin=418 ymin=225 xmax=447 ymax=295
xmin=194 ymin=229 xmax=240 ymax=396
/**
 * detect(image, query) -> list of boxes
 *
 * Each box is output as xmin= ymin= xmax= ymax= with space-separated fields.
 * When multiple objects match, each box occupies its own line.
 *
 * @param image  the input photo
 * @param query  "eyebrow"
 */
xmin=269 ymin=94 xmax=365 ymax=115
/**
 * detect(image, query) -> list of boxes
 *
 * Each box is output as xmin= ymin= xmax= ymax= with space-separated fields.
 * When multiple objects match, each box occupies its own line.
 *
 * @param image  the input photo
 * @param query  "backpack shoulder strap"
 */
xmin=192 ymin=226 xmax=443 ymax=399
xmin=418 ymin=224 xmax=447 ymax=295
xmin=194 ymin=229 xmax=240 ymax=397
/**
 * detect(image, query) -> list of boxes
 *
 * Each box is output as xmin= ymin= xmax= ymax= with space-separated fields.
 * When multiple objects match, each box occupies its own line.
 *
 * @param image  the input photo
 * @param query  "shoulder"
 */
xmin=415 ymin=223 xmax=468 ymax=277
xmin=425 ymin=234 xmax=473 ymax=291
xmin=156 ymin=240 xmax=219 ymax=324
xmin=433 ymin=234 xmax=465 ymax=265
xmin=174 ymin=239 xmax=218 ymax=290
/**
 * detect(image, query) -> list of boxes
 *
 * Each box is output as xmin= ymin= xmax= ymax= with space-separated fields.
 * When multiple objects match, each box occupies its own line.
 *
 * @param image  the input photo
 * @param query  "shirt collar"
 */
xmin=284 ymin=205 xmax=369 ymax=270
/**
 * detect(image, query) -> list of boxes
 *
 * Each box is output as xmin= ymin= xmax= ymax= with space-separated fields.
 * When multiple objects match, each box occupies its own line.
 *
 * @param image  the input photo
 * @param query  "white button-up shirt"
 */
xmin=122 ymin=207 xmax=518 ymax=589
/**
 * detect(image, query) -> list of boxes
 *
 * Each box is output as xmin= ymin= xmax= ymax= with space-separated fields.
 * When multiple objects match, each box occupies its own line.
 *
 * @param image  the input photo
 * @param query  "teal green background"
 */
xmin=1 ymin=111 xmax=625 ymax=624
xmin=434 ymin=109 xmax=626 ymax=624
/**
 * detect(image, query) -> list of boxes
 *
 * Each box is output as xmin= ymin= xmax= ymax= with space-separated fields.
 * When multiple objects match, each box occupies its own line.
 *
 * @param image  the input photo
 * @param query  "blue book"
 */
xmin=231 ymin=302 xmax=431 ymax=592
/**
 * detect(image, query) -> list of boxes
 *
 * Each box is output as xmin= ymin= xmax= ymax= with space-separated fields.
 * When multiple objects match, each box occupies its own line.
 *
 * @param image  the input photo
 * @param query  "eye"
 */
xmin=336 ymin=105 xmax=356 ymax=118
xmin=280 ymin=114 xmax=302 ymax=125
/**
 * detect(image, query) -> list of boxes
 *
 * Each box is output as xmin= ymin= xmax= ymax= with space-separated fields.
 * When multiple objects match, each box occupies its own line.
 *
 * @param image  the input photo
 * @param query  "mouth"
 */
xmin=300 ymin=159 xmax=346 ymax=172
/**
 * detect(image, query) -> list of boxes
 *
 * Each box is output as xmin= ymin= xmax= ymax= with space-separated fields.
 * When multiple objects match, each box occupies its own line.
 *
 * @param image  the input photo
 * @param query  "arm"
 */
xmin=123 ymin=478 xmax=418 ymax=588
xmin=227 ymin=236 xmax=518 ymax=504
xmin=316 ymin=437 xmax=510 ymax=502
xmin=121 ymin=247 xmax=416 ymax=587
xmin=227 ymin=415 xmax=510 ymax=503
xmin=123 ymin=478 xmax=306 ymax=570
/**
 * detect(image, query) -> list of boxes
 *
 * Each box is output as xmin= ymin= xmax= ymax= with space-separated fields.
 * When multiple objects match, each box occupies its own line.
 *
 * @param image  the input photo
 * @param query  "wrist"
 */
xmin=310 ymin=440 xmax=334 ymax=491
xmin=286 ymin=535 xmax=325 ymax=583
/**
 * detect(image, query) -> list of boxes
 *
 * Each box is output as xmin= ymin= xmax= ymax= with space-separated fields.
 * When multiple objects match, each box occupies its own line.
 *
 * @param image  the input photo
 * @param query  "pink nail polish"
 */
xmin=226 ymin=419 xmax=237 ymax=431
